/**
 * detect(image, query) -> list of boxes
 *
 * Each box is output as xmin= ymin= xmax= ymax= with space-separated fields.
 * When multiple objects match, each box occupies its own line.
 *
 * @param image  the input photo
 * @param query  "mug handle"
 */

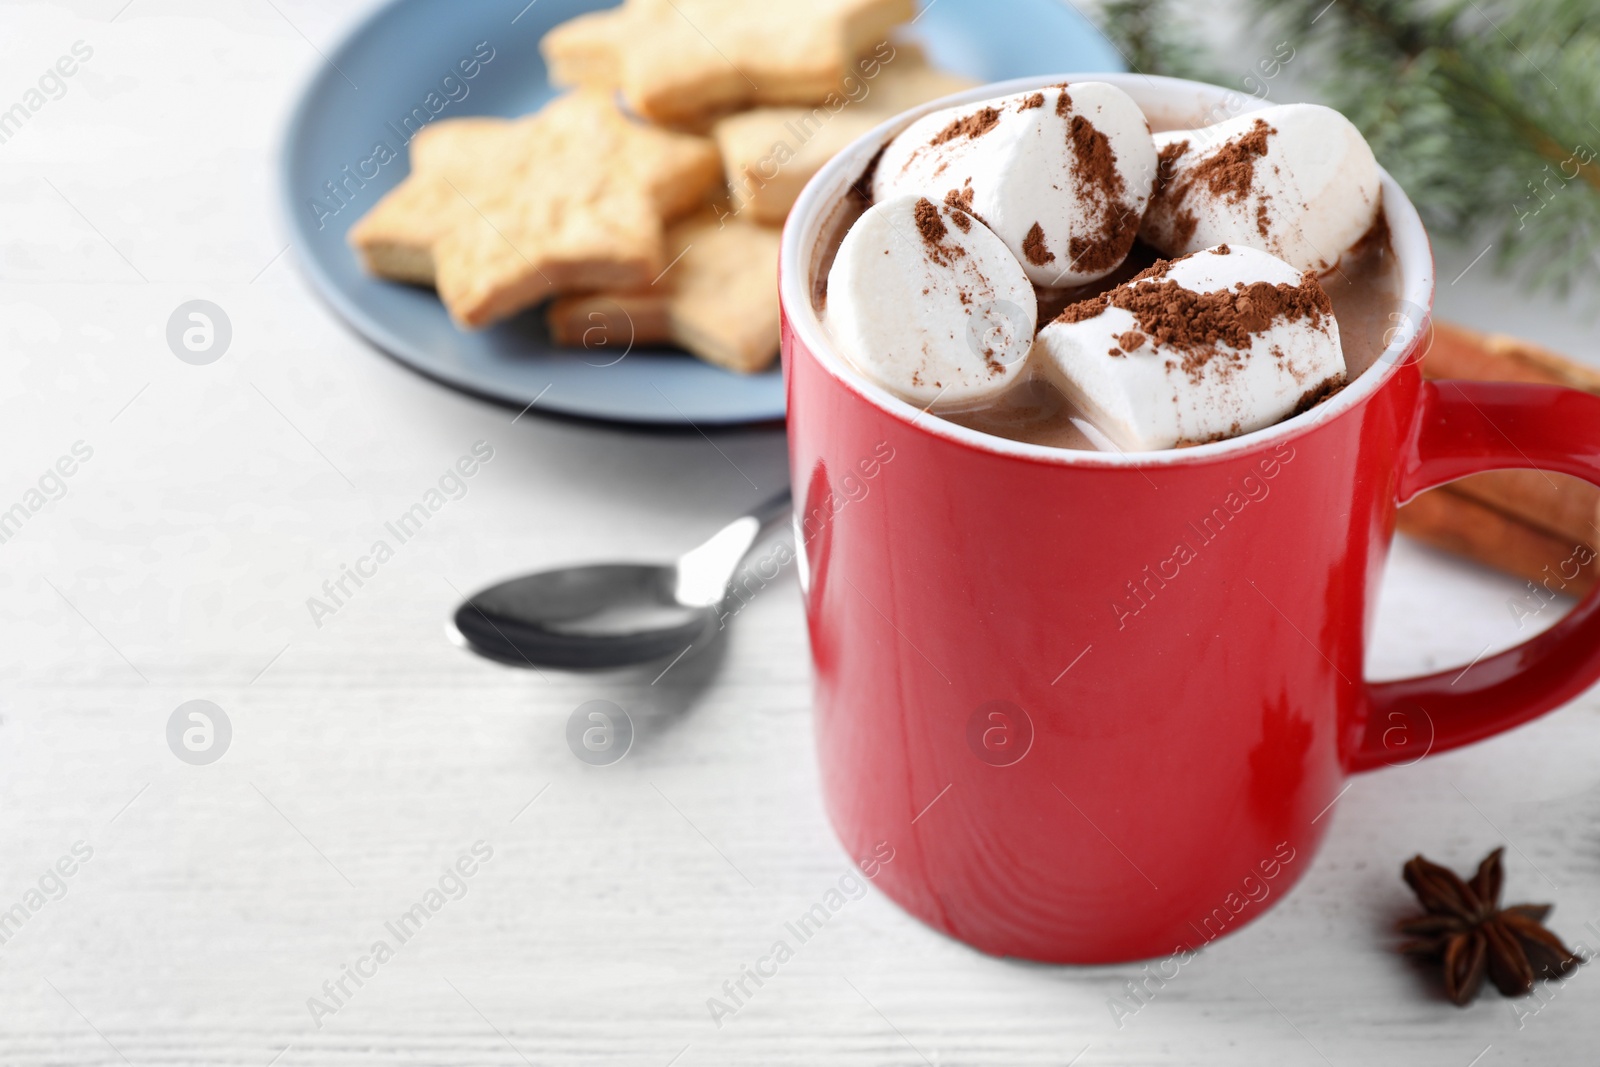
xmin=1353 ymin=379 xmax=1600 ymax=772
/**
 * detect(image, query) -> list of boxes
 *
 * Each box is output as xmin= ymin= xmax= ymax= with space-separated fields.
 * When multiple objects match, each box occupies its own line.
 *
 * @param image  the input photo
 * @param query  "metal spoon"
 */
xmin=449 ymin=490 xmax=792 ymax=670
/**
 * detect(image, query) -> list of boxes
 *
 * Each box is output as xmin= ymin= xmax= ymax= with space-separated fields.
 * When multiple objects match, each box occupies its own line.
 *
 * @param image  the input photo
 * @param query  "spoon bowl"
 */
xmin=451 ymin=564 xmax=721 ymax=669
xmin=451 ymin=491 xmax=791 ymax=670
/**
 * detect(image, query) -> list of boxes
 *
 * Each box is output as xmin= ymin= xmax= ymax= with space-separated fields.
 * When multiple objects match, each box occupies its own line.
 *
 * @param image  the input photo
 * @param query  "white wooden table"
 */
xmin=2 ymin=2 xmax=1597 ymax=1063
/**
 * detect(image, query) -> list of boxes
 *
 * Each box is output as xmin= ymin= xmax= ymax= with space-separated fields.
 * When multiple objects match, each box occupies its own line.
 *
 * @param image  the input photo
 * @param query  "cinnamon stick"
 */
xmin=1413 ymin=321 xmax=1600 ymax=561
xmin=1439 ymin=470 xmax=1599 ymax=550
xmin=1397 ymin=487 xmax=1598 ymax=600
xmin=1426 ymin=322 xmax=1600 ymax=393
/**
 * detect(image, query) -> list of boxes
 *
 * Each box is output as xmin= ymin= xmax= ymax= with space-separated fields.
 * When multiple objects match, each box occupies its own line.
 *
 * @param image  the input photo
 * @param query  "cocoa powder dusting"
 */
xmin=1154 ymin=140 xmax=1190 ymax=195
xmin=1052 ymin=269 xmax=1334 ymax=381
xmin=931 ymin=106 xmax=1001 ymax=146
xmin=1149 ymin=121 xmax=1277 ymax=248
xmin=1170 ymin=209 xmax=1199 ymax=249
xmin=1188 ymin=119 xmax=1276 ymax=204
xmin=1019 ymin=92 xmax=1046 ymax=111
xmin=1066 ymin=114 xmax=1140 ymax=275
xmin=1069 ymin=229 xmax=1135 ymax=275
xmin=944 ymin=183 xmax=981 ymax=230
xmin=1128 ymin=257 xmax=1176 ymax=284
xmin=1069 ymin=116 xmax=1123 ymax=198
xmin=1056 ymin=295 xmax=1113 ymax=326
xmin=1055 ymin=86 xmax=1072 ymax=116
xmin=1023 ymin=223 xmax=1056 ymax=265
xmin=915 ymin=197 xmax=947 ymax=244
xmin=1127 ymin=245 xmax=1214 ymax=285
xmin=913 ymin=197 xmax=965 ymax=268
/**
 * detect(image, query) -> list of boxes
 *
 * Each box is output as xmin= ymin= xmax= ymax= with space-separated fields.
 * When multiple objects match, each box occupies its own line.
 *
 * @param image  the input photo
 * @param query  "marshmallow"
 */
xmin=825 ymin=194 xmax=1036 ymax=407
xmin=1034 ymin=244 xmax=1344 ymax=450
xmin=874 ymin=84 xmax=1157 ymax=287
xmin=1141 ymin=104 xmax=1381 ymax=273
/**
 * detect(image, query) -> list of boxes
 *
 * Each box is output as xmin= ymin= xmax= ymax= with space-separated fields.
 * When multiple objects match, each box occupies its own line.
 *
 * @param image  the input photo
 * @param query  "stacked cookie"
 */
xmin=349 ymin=0 xmax=972 ymax=374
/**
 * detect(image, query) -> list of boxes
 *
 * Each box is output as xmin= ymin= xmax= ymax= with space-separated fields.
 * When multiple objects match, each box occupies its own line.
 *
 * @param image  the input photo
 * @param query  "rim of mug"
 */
xmin=780 ymin=72 xmax=1437 ymax=468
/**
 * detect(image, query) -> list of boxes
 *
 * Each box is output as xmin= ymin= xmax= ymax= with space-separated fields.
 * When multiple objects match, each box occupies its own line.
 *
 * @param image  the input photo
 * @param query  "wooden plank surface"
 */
xmin=1 ymin=2 xmax=1597 ymax=1064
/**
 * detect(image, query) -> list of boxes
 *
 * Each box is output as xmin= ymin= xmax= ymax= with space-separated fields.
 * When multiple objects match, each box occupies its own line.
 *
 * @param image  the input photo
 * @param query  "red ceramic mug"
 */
xmin=779 ymin=73 xmax=1600 ymax=963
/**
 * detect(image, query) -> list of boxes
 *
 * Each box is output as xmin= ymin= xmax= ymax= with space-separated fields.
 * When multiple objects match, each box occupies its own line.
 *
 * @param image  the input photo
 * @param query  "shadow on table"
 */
xmin=549 ymin=552 xmax=798 ymax=759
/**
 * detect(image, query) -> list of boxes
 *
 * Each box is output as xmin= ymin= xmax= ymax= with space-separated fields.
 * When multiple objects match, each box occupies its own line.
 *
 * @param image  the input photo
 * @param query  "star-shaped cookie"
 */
xmin=546 ymin=212 xmax=782 ymax=374
xmin=348 ymin=116 xmax=524 ymax=287
xmin=541 ymin=0 xmax=918 ymax=126
xmin=714 ymin=43 xmax=974 ymax=224
xmin=348 ymin=92 xmax=722 ymax=329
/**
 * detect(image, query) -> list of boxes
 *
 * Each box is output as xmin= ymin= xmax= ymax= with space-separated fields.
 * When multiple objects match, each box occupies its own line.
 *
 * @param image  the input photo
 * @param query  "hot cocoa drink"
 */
xmin=812 ymin=88 xmax=1404 ymax=452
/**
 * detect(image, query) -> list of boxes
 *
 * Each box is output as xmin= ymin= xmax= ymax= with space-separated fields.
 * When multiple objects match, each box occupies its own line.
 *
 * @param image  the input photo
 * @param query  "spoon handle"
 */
xmin=673 ymin=488 xmax=793 ymax=607
xmin=747 ymin=488 xmax=794 ymax=532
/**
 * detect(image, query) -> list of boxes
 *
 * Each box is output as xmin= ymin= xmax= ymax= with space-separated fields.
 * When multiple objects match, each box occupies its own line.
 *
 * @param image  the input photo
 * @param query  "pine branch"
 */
xmin=1256 ymin=0 xmax=1600 ymax=295
xmin=1092 ymin=0 xmax=1227 ymax=84
xmin=1091 ymin=0 xmax=1600 ymax=298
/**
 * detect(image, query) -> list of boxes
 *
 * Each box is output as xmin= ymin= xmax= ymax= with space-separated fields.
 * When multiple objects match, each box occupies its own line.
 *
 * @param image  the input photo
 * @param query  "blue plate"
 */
xmin=281 ymin=0 xmax=1124 ymax=426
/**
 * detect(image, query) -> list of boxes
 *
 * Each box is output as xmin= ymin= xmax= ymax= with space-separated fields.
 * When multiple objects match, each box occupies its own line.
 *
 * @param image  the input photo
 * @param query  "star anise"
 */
xmin=1398 ymin=847 xmax=1583 ymax=1006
